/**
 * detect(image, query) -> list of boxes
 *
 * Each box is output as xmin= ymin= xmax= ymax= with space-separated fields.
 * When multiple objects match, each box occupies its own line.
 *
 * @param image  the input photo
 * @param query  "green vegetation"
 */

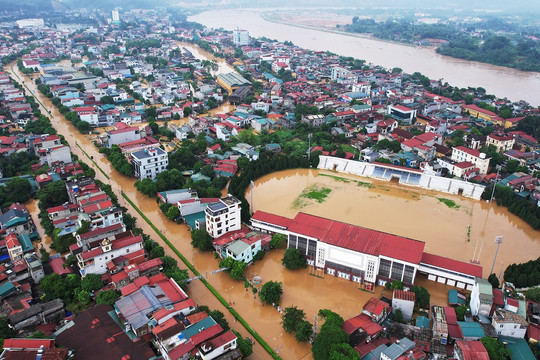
xmin=437 ymin=197 xmax=460 ymax=209
xmin=411 ymin=286 xmax=431 ymax=308
xmin=99 ymin=145 xmax=133 ymax=176
xmin=504 ymin=256 xmax=540 ymax=288
xmin=301 ymin=185 xmax=331 ymax=203
xmin=270 ymin=233 xmax=287 ymax=249
xmin=190 ymin=229 xmax=213 ymax=252
xmin=482 ymin=185 xmax=540 ymax=229
xmin=312 ymin=309 xmax=358 ymax=360
xmin=455 ymin=305 xmax=468 ymax=321
xmin=120 ymin=192 xmax=281 ymax=359
xmin=526 ymin=287 xmax=540 ymax=303
xmin=488 ymin=273 xmax=500 ymax=288
xmin=281 ymin=306 xmax=313 ymax=343
xmin=281 ymin=248 xmax=308 ymax=270
xmin=259 ymin=281 xmax=283 ymax=305
xmin=219 ymin=257 xmax=247 ymax=281
xmin=480 ymin=337 xmax=511 ymax=360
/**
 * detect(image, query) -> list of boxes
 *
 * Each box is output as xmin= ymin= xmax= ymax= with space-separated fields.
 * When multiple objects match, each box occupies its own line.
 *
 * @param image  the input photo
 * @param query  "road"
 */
xmin=7 ymin=63 xmax=274 ymax=360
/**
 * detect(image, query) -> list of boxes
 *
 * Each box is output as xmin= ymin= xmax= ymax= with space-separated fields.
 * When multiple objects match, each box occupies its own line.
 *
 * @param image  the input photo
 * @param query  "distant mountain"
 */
xmin=61 ymin=0 xmax=175 ymax=11
xmin=0 ymin=0 xmax=53 ymax=11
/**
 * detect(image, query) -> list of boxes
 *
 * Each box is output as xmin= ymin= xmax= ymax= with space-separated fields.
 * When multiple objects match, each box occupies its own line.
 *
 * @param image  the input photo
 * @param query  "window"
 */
xmin=378 ymin=259 xmax=391 ymax=278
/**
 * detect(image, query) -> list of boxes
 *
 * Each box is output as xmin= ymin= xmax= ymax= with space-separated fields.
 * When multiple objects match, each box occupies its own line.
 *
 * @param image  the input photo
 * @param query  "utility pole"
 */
xmin=307 ymin=133 xmax=313 ymax=165
xmin=490 ymin=236 xmax=503 ymax=275
xmin=490 ymin=165 xmax=502 ymax=203
xmin=249 ymin=180 xmax=254 ymax=215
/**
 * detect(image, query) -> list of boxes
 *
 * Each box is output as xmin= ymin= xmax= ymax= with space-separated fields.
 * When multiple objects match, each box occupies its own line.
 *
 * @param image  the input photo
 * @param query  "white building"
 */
xmin=492 ymin=309 xmax=528 ymax=338
xmin=131 ymin=147 xmax=168 ymax=181
xmin=232 ymin=29 xmax=250 ymax=46
xmin=470 ymin=277 xmax=494 ymax=317
xmin=451 ymin=146 xmax=490 ymax=174
xmin=75 ymin=234 xmax=143 ymax=276
xmin=38 ymin=145 xmax=73 ymax=166
xmin=392 ymin=290 xmax=415 ymax=321
xmin=331 ymin=66 xmax=351 ymax=81
xmin=33 ymin=134 xmax=61 ymax=154
xmin=205 ymin=195 xmax=241 ymax=239
xmin=111 ymin=10 xmax=120 ymax=23
xmin=16 ymin=19 xmax=44 ymax=28
xmin=107 ymin=124 xmax=140 ymax=147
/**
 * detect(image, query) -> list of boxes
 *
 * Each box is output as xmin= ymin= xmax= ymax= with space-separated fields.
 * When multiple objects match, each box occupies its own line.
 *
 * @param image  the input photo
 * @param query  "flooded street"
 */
xmin=177 ymin=42 xmax=235 ymax=76
xmin=246 ymin=169 xmax=540 ymax=277
xmin=10 ymin=61 xmax=538 ymax=359
xmin=25 ymin=199 xmax=56 ymax=255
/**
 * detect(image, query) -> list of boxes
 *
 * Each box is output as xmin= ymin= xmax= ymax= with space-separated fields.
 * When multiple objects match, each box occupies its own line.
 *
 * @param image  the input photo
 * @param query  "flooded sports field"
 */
xmin=246 ymin=169 xmax=540 ymax=277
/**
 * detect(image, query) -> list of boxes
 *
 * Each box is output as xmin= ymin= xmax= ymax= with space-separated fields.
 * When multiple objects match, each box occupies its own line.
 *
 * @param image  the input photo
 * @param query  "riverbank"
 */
xmin=190 ymin=9 xmax=540 ymax=105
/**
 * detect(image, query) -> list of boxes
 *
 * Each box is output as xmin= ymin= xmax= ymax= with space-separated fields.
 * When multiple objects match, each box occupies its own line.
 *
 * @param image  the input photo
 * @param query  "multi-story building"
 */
xmin=232 ymin=28 xmax=249 ymax=46
xmin=205 ymin=195 xmax=241 ymax=238
xmin=73 ymin=233 xmax=144 ymax=276
xmin=470 ymin=277 xmax=493 ymax=317
xmin=131 ymin=147 xmax=168 ymax=180
xmin=107 ymin=124 xmax=140 ymax=147
xmin=492 ymin=309 xmax=528 ymax=338
xmin=32 ymin=134 xmax=61 ymax=154
xmin=37 ymin=145 xmax=72 ymax=167
xmin=251 ymin=211 xmax=482 ymax=291
xmin=451 ymin=146 xmax=491 ymax=174
xmin=486 ymin=133 xmax=515 ymax=153
xmin=453 ymin=340 xmax=489 ymax=360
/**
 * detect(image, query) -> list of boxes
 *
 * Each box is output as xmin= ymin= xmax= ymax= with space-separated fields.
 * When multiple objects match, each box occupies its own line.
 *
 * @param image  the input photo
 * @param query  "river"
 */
xmin=246 ymin=169 xmax=540 ymax=277
xmin=189 ymin=9 xmax=540 ymax=106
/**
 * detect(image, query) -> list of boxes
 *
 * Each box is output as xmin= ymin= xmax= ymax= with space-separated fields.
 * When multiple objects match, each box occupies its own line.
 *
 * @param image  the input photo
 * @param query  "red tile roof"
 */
xmin=251 ymin=210 xmax=292 ymax=229
xmin=287 ymin=212 xmax=425 ymax=264
xmin=78 ymin=223 xmax=124 ymax=240
xmin=454 ymin=146 xmax=481 ymax=158
xmin=49 ymin=257 xmax=74 ymax=276
xmin=455 ymin=340 xmax=489 ymax=360
xmin=3 ymin=338 xmax=55 ymax=349
xmin=421 ymin=252 xmax=483 ymax=277
xmin=342 ymin=314 xmax=382 ymax=336
xmin=393 ymin=290 xmax=415 ymax=302
xmin=463 ymin=104 xmax=497 ymax=117
xmin=363 ymin=297 xmax=390 ymax=316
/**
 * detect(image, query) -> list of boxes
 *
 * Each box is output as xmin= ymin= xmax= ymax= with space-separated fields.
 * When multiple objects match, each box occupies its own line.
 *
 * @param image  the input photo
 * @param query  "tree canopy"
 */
xmin=259 ymin=281 xmax=283 ymax=305
xmin=281 ymin=248 xmax=307 ymax=270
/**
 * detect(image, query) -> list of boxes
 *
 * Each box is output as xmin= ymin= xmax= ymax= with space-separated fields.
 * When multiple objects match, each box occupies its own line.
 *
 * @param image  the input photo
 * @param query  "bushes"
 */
xmin=191 ymin=229 xmax=213 ymax=252
xmin=259 ymin=281 xmax=283 ymax=305
xmin=99 ymin=145 xmax=133 ymax=176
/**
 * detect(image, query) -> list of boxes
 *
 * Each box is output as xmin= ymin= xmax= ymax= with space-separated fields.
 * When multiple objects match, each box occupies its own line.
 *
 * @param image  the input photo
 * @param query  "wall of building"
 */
xmin=317 ymin=156 xmax=485 ymax=200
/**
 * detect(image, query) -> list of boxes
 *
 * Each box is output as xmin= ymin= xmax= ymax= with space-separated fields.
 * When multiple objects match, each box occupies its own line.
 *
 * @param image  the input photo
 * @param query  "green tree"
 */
xmin=312 ymin=310 xmax=348 ymax=360
xmin=259 ymin=281 xmax=283 ymax=305
xmin=295 ymin=320 xmax=313 ymax=343
xmin=281 ymin=248 xmax=307 ymax=270
xmin=526 ymin=287 xmax=540 ymax=303
xmin=237 ymin=156 xmax=250 ymax=170
xmin=411 ymin=286 xmax=431 ymax=308
xmin=26 ymin=331 xmax=48 ymax=339
xmin=166 ymin=206 xmax=180 ymax=220
xmin=151 ymin=246 xmax=165 ymax=258
xmin=393 ymin=309 xmax=404 ymax=323
xmin=37 ymin=181 xmax=69 ymax=208
xmin=191 ymin=229 xmax=214 ymax=252
xmin=281 ymin=306 xmax=306 ymax=333
xmin=480 ymin=337 xmax=511 ymax=360
xmin=95 ymin=289 xmax=120 ymax=305
xmin=488 ymin=273 xmax=500 ymax=288
xmin=76 ymin=289 xmax=91 ymax=305
xmin=5 ymin=177 xmax=32 ymax=203
xmin=455 ymin=305 xmax=468 ymax=321
xmin=81 ymin=274 xmax=104 ymax=292
xmin=232 ymin=330 xmax=253 ymax=357
xmin=134 ymin=178 xmax=158 ymax=197
xmin=230 ymin=260 xmax=247 ymax=280
xmin=271 ymin=233 xmax=287 ymax=249
xmin=328 ymin=343 xmax=360 ymax=360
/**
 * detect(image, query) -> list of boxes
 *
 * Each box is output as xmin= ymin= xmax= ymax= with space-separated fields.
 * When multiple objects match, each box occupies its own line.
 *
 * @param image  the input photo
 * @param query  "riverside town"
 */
xmin=0 ymin=3 xmax=537 ymax=360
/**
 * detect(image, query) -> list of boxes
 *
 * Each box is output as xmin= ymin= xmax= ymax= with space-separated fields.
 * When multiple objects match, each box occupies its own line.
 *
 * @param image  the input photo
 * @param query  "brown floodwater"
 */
xmin=190 ymin=9 xmax=540 ymax=105
xmin=12 ymin=61 xmax=538 ymax=359
xmin=246 ymin=169 xmax=540 ymax=277
xmin=25 ymin=199 xmax=56 ymax=255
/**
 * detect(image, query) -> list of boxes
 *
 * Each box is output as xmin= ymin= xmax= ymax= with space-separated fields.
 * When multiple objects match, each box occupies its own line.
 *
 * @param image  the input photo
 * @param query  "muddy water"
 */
xmin=190 ymin=9 xmax=540 ymax=105
xmin=25 ymin=199 xmax=56 ymax=255
xmin=8 ymin=64 xmax=299 ymax=360
xmin=176 ymin=42 xmax=235 ymax=76
xmin=14 ymin=60 xmax=534 ymax=359
xmin=246 ymin=169 xmax=540 ymax=277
